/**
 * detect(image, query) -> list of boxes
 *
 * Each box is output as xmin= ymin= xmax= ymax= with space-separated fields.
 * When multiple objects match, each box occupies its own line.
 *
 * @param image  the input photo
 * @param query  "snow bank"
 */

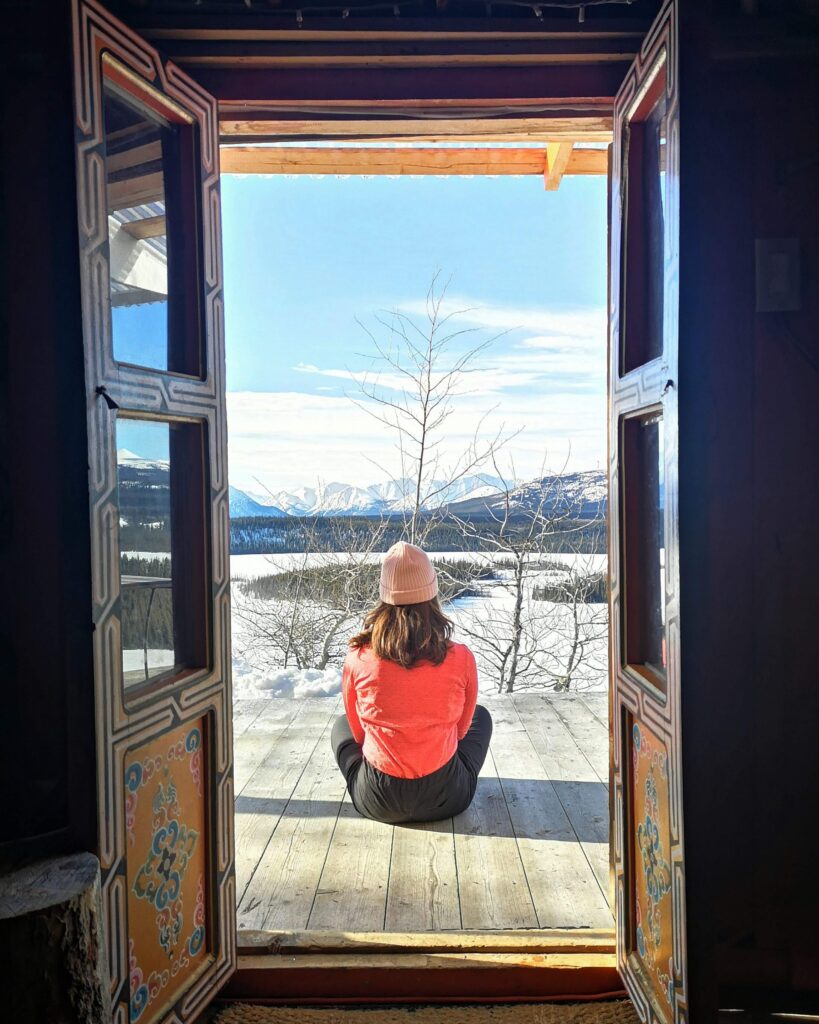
xmin=232 ymin=655 xmax=341 ymax=700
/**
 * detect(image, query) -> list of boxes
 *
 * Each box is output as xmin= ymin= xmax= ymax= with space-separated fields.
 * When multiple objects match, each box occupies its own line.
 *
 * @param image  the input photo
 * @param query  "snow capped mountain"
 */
xmin=234 ymin=471 xmax=605 ymax=519
xmin=244 ymin=474 xmax=511 ymax=517
xmin=445 ymin=469 xmax=607 ymax=519
xmin=229 ymin=486 xmax=286 ymax=519
xmin=117 ymin=450 xmax=605 ymax=521
xmin=117 ymin=448 xmax=168 ymax=470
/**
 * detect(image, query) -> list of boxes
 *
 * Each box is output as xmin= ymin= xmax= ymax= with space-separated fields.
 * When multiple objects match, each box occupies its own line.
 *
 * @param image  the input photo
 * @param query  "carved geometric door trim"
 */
xmin=608 ymin=2 xmax=687 ymax=1021
xmin=72 ymin=1 xmax=235 ymax=1019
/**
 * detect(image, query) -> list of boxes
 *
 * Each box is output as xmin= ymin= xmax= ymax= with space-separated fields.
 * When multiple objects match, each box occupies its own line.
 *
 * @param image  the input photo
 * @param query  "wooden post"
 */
xmin=544 ymin=141 xmax=574 ymax=190
xmin=0 ymin=853 xmax=111 ymax=1023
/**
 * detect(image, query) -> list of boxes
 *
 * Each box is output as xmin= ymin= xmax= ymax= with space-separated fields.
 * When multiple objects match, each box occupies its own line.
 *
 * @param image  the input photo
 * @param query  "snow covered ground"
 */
xmin=120 ymin=550 xmax=610 ymax=698
xmin=229 ymin=551 xmax=609 ymax=699
xmin=233 ymin=660 xmax=342 ymax=700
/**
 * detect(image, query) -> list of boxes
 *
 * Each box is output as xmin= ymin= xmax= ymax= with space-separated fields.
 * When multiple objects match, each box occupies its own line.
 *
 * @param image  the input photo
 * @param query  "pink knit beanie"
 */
xmin=379 ymin=542 xmax=438 ymax=606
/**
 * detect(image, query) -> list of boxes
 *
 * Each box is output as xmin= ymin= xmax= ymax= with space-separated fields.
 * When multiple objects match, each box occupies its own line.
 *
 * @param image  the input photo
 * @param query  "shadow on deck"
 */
xmin=232 ymin=693 xmax=612 ymax=935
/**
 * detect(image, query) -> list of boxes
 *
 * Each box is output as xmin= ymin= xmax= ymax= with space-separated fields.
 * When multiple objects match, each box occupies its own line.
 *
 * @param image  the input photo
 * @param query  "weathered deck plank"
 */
xmin=549 ymin=695 xmax=609 ymax=784
xmin=237 ymin=713 xmax=347 ymax=932
xmin=452 ymin=727 xmax=539 ymax=930
xmin=512 ymin=695 xmax=610 ymax=898
xmin=307 ymin=793 xmax=394 ymax=931
xmin=580 ymin=692 xmax=609 ymax=725
xmin=385 ymin=817 xmax=461 ymax=932
xmin=233 ymin=699 xmax=303 ymax=795
xmin=489 ymin=700 xmax=613 ymax=930
xmin=233 ymin=691 xmax=611 ymax=934
xmin=235 ymin=701 xmax=340 ymax=907
xmin=232 ymin=698 xmax=269 ymax=739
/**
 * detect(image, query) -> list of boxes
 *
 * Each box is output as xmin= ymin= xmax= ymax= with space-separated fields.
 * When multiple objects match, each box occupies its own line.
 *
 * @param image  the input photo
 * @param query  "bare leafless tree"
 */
xmin=352 ymin=273 xmax=516 ymax=545
xmin=232 ymin=507 xmax=388 ymax=672
xmin=529 ymin=545 xmax=609 ymax=692
xmin=448 ymin=457 xmax=606 ymax=693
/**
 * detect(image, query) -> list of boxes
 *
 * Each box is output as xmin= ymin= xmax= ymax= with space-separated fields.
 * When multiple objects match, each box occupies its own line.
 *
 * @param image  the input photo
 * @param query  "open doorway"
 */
xmin=219 ymin=141 xmax=612 ymax=942
xmin=71 ymin=0 xmax=684 ymax=1011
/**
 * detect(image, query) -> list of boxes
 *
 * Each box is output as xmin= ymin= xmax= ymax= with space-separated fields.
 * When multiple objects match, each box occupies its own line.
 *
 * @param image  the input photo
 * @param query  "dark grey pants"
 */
xmin=331 ymin=704 xmax=493 ymax=825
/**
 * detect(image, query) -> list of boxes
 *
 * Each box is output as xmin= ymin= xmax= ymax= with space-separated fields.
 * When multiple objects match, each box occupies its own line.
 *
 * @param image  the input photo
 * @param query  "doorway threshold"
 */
xmin=239 ymin=928 xmax=615 ymax=956
xmin=226 ymin=929 xmax=621 ymax=1005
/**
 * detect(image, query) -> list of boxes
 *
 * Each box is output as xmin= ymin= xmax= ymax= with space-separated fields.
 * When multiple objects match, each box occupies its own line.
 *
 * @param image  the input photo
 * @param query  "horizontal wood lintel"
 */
xmin=219 ymin=144 xmax=607 ymax=177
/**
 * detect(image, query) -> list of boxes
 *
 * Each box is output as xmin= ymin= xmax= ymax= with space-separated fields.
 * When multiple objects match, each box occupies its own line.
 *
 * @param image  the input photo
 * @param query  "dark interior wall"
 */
xmin=2 ymin=0 xmax=818 ymax=1015
xmin=0 ymin=1 xmax=96 ymax=869
xmin=679 ymin=6 xmax=819 ymax=1015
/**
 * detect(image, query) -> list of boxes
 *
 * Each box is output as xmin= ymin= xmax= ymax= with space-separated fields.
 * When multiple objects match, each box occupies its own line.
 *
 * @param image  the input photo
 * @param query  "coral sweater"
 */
xmin=342 ymin=642 xmax=479 ymax=779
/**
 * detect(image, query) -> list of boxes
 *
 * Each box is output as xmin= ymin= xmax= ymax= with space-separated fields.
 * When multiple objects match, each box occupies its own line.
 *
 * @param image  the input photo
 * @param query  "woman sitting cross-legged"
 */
xmin=331 ymin=541 xmax=493 ymax=825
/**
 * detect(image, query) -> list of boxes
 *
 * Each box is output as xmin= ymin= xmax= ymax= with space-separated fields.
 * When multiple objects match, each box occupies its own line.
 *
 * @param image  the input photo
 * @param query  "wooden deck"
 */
xmin=233 ymin=693 xmax=612 ymax=935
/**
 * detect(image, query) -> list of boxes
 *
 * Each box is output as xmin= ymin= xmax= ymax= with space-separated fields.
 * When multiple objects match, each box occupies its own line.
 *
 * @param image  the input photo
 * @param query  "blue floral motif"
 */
xmin=125 ymin=762 xmax=143 ymax=792
xmin=132 ymin=818 xmax=199 ymax=913
xmin=633 ymin=723 xmax=641 ymax=750
xmin=130 ymin=983 xmax=148 ymax=1022
xmin=636 ymin=924 xmax=646 ymax=958
xmin=151 ymin=780 xmax=177 ymax=817
xmin=188 ymin=925 xmax=205 ymax=957
xmin=185 ymin=728 xmax=201 ymax=753
xmin=637 ymin=774 xmax=672 ymax=949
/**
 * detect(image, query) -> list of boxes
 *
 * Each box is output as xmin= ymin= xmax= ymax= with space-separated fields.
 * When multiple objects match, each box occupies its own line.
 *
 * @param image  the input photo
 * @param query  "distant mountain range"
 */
xmin=444 ymin=470 xmax=607 ymax=520
xmin=117 ymin=451 xmax=606 ymax=522
xmin=242 ymin=474 xmax=508 ymax=518
xmin=236 ymin=470 xmax=607 ymax=519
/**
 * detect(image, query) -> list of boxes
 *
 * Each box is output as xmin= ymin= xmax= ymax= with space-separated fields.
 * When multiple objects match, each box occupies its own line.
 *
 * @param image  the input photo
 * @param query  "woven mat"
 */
xmin=211 ymin=1002 xmax=639 ymax=1024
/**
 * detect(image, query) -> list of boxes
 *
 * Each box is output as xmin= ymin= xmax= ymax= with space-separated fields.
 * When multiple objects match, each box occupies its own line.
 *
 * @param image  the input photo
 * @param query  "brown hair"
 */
xmin=349 ymin=597 xmax=453 ymax=669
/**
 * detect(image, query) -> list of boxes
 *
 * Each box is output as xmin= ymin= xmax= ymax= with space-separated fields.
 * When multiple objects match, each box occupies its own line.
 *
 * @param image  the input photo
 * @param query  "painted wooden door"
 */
xmin=608 ymin=2 xmax=687 ymax=1022
xmin=72 ymin=1 xmax=235 ymax=1020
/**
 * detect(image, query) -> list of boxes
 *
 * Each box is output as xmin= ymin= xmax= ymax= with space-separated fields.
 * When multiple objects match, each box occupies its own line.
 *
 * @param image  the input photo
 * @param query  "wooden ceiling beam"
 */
xmin=219 ymin=144 xmax=607 ymax=179
xmin=106 ymin=172 xmax=164 ymax=212
xmin=105 ymin=141 xmax=163 ymax=175
xmin=120 ymin=215 xmax=167 ymax=240
xmin=219 ymin=115 xmax=613 ymax=143
xmin=544 ymin=140 xmax=573 ymax=190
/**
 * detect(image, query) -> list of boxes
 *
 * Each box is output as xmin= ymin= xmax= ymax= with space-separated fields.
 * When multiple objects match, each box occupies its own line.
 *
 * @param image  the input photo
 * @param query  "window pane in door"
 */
xmin=621 ymin=411 xmax=666 ymax=689
xmin=102 ymin=73 xmax=202 ymax=376
xmin=117 ymin=418 xmax=209 ymax=691
xmin=621 ymin=62 xmax=669 ymax=374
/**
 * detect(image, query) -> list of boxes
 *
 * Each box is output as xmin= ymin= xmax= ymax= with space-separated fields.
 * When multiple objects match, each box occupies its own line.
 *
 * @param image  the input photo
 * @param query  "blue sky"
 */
xmin=218 ymin=170 xmax=607 ymax=494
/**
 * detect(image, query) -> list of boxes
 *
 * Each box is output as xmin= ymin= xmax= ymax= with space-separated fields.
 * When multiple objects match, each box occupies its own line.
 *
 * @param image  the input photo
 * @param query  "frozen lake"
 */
xmin=229 ymin=550 xmax=608 ymax=579
xmin=229 ymin=551 xmax=610 ymax=700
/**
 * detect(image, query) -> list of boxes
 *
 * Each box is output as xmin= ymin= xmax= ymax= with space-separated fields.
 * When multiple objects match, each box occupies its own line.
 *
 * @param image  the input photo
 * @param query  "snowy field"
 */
xmin=121 ymin=550 xmax=610 ymax=699
xmin=229 ymin=551 xmax=609 ymax=700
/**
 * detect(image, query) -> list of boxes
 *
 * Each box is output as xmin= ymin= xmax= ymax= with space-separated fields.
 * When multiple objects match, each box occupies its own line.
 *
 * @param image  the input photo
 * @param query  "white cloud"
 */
xmin=397 ymin=296 xmax=606 ymax=343
xmin=292 ymin=302 xmax=606 ymax=399
xmin=227 ymin=386 xmax=606 ymax=493
xmin=228 ymin=301 xmax=607 ymax=492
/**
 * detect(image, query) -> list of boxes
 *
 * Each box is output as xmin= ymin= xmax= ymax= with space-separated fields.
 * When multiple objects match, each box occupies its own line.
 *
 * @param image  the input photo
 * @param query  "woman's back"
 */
xmin=342 ymin=641 xmax=478 ymax=779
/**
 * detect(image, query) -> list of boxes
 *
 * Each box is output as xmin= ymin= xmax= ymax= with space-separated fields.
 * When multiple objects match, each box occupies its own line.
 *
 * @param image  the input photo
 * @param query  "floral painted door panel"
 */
xmin=72 ymin=0 xmax=234 ymax=1020
xmin=126 ymin=722 xmax=208 ymax=1022
xmin=631 ymin=721 xmax=675 ymax=1012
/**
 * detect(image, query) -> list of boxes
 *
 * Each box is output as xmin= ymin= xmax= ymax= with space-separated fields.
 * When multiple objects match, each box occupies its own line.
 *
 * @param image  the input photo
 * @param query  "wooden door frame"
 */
xmin=608 ymin=2 xmax=686 ymax=1022
xmin=74 ymin=0 xmax=672 ymax=1008
xmin=214 ymin=114 xmax=621 ymax=1007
